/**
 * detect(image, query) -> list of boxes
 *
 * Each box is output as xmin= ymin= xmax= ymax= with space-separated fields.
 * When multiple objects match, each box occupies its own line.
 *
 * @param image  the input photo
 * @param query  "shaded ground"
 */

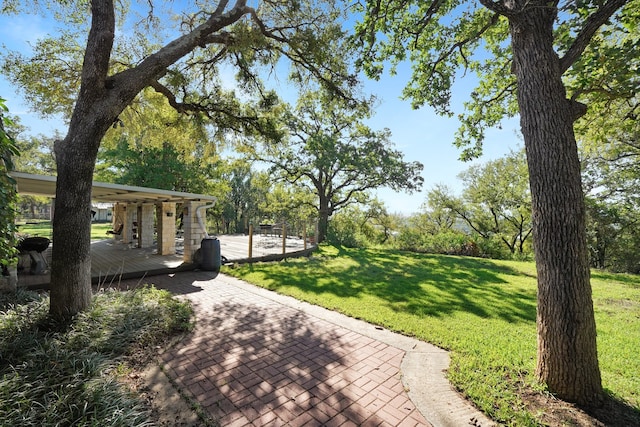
xmin=129 ymin=360 xmax=640 ymax=427
xmin=135 ymin=365 xmax=210 ymax=426
xmin=521 ymin=388 xmax=640 ymax=427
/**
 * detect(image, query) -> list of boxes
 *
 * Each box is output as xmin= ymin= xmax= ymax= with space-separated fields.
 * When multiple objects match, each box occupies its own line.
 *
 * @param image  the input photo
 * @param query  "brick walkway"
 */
xmin=150 ymin=271 xmax=432 ymax=426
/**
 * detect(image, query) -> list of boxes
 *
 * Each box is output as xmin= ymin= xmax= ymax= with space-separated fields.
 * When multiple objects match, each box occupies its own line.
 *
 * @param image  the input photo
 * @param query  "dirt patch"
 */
xmin=521 ymin=388 xmax=640 ymax=426
xmin=124 ymin=364 xmax=212 ymax=426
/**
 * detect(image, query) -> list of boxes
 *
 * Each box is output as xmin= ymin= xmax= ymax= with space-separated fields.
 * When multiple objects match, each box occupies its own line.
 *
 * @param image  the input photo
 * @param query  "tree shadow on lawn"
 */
xmin=584 ymin=394 xmax=640 ymax=426
xmin=256 ymin=248 xmax=537 ymax=323
xmin=591 ymin=270 xmax=640 ymax=288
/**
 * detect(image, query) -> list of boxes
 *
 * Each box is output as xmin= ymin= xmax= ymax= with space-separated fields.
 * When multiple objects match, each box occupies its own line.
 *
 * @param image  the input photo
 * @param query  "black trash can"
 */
xmin=200 ymin=237 xmax=221 ymax=271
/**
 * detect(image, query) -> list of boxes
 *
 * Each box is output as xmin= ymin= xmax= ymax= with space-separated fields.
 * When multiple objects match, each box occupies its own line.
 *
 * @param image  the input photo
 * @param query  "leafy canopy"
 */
xmin=352 ymin=0 xmax=639 ymax=159
xmin=1 ymin=0 xmax=358 ymax=140
xmin=242 ymin=89 xmax=424 ymax=215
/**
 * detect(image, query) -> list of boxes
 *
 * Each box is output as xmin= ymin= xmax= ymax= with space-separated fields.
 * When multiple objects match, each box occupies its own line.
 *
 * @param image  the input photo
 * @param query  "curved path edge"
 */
xmin=219 ymin=273 xmax=496 ymax=427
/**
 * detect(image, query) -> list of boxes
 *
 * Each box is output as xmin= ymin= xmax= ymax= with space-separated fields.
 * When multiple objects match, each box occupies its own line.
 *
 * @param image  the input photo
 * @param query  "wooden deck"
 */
xmin=17 ymin=234 xmax=314 ymax=289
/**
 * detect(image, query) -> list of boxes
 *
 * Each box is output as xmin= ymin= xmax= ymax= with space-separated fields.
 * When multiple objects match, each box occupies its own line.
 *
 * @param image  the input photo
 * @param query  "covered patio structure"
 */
xmin=10 ymin=172 xmax=313 ymax=289
xmin=13 ymin=171 xmax=217 ymax=262
xmin=11 ymin=172 xmax=216 ymax=287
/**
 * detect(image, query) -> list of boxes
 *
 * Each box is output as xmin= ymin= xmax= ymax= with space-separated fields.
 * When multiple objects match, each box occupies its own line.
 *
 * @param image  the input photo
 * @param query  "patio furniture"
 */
xmin=106 ymin=223 xmax=124 ymax=235
xmin=16 ymin=236 xmax=50 ymax=275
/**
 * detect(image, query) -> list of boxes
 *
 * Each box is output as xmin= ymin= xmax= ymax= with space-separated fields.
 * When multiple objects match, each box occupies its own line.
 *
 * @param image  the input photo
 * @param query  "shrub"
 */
xmin=0 ymin=98 xmax=19 ymax=277
xmin=327 ymin=210 xmax=369 ymax=248
xmin=393 ymin=227 xmax=512 ymax=259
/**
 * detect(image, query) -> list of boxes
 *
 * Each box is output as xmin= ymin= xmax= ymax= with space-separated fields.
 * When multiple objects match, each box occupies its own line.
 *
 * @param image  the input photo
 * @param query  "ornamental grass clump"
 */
xmin=0 ymin=286 xmax=193 ymax=426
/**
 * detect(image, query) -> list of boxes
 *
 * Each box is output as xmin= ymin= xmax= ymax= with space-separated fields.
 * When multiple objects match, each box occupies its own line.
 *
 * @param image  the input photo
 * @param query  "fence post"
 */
xmin=303 ymin=225 xmax=307 ymax=250
xmin=248 ymin=224 xmax=253 ymax=259
xmin=282 ymin=223 xmax=287 ymax=254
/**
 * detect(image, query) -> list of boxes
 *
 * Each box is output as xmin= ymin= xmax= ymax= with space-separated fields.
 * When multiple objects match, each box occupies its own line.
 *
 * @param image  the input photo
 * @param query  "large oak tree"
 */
xmin=355 ymin=0 xmax=637 ymax=405
xmin=2 ymin=0 xmax=356 ymax=320
xmin=241 ymin=90 xmax=424 ymax=242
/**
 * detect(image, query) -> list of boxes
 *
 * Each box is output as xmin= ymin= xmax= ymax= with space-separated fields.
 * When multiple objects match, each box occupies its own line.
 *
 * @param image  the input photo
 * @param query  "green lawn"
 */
xmin=224 ymin=245 xmax=640 ymax=426
xmin=17 ymin=221 xmax=113 ymax=241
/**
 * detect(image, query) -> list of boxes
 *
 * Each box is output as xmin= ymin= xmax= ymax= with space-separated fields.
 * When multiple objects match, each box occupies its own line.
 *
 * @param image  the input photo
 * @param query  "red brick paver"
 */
xmin=150 ymin=271 xmax=432 ymax=426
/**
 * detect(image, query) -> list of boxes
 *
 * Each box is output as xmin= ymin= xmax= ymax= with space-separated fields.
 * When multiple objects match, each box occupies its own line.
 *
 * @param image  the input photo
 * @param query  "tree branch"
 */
xmin=246 ymin=7 xmax=288 ymax=43
xmin=435 ymin=13 xmax=500 ymax=68
xmin=559 ymin=0 xmax=629 ymax=73
xmin=408 ymin=0 xmax=446 ymax=48
xmin=110 ymin=0 xmax=250 ymax=103
xmin=80 ymin=0 xmax=115 ymax=98
xmin=477 ymin=0 xmax=519 ymax=17
xmin=421 ymin=12 xmax=500 ymax=84
xmin=149 ymin=80 xmax=270 ymax=135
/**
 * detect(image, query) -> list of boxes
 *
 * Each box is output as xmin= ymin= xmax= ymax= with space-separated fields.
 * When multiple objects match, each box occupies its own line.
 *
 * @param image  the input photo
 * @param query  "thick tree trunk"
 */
xmin=51 ymin=112 xmax=118 ymax=322
xmin=49 ymin=136 xmax=96 ymax=320
xmin=46 ymin=0 xmax=254 ymax=321
xmin=317 ymin=209 xmax=329 ymax=243
xmin=317 ymin=194 xmax=330 ymax=243
xmin=509 ymin=5 xmax=603 ymax=405
xmin=48 ymin=0 xmax=118 ymax=321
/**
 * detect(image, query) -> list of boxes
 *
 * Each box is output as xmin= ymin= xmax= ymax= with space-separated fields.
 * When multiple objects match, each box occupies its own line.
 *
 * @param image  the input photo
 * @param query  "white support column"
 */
xmin=111 ymin=203 xmax=126 ymax=241
xmin=139 ymin=204 xmax=155 ymax=248
xmin=156 ymin=202 xmax=176 ymax=255
xmin=122 ymin=203 xmax=136 ymax=244
xmin=183 ymin=201 xmax=207 ymax=263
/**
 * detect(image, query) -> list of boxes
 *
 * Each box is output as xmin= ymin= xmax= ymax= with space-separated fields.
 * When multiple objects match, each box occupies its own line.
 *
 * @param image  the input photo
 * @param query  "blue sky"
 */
xmin=0 ymin=8 xmax=522 ymax=215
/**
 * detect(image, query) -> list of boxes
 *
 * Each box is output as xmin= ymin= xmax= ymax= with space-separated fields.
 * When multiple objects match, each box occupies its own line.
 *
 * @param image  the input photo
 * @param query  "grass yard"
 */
xmin=17 ymin=221 xmax=113 ymax=241
xmin=225 ymin=245 xmax=640 ymax=426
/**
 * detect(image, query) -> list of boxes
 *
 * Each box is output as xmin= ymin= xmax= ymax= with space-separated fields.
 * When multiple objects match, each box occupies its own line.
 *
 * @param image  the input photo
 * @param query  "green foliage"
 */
xmin=11 ymin=131 xmax=57 ymax=223
xmin=585 ymin=198 xmax=640 ymax=273
xmin=226 ymin=246 xmax=640 ymax=425
xmin=0 ymin=97 xmax=19 ymax=270
xmin=456 ymin=149 xmax=532 ymax=254
xmin=564 ymin=1 xmax=639 ymax=136
xmin=242 ymin=89 xmax=423 ymax=242
xmin=98 ymin=138 xmax=212 ymax=192
xmin=14 ymin=132 xmax=60 ymax=175
xmin=352 ymin=1 xmax=515 ymax=158
xmin=394 ymin=225 xmax=508 ymax=259
xmin=1 ymin=30 xmax=84 ymax=119
xmin=326 ymin=207 xmax=368 ymax=248
xmin=353 ymin=0 xmax=638 ymax=160
xmin=578 ymin=83 xmax=640 ymax=274
xmin=326 ymin=200 xmax=400 ymax=248
xmin=95 ymin=91 xmax=223 ymax=193
xmin=216 ymin=161 xmax=271 ymax=234
xmin=422 ymin=150 xmax=533 ymax=258
xmin=1 ymin=0 xmax=357 ymax=127
xmin=0 ymin=286 xmax=193 ymax=426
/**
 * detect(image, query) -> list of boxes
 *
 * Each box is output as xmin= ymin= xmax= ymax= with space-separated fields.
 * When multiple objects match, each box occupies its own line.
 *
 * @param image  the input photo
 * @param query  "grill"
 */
xmin=17 ymin=236 xmax=51 ymax=253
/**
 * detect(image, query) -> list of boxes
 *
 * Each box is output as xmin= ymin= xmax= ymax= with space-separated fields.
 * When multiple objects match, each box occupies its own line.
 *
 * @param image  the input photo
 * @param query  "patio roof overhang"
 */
xmin=10 ymin=171 xmax=216 ymax=204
